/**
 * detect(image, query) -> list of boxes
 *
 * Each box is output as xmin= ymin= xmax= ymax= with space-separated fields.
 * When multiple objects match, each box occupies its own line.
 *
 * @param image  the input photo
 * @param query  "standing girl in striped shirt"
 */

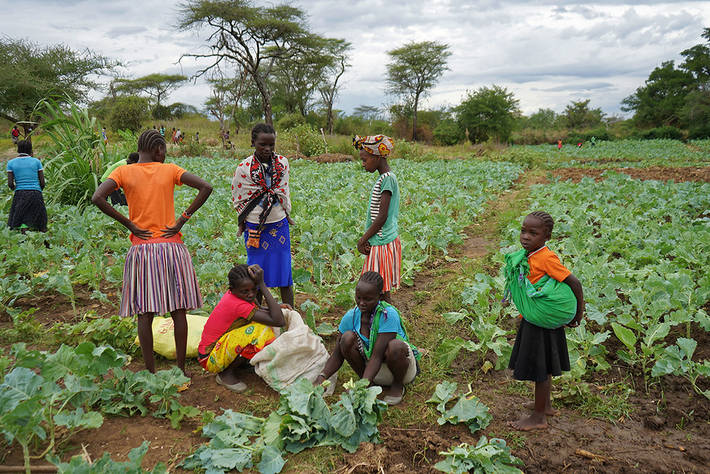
xmin=353 ymin=135 xmax=400 ymax=304
xmin=92 ymin=129 xmax=212 ymax=376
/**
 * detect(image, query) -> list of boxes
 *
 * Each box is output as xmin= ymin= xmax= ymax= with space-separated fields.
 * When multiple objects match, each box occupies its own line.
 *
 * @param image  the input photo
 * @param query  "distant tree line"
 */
xmin=1 ymin=11 xmax=707 ymax=145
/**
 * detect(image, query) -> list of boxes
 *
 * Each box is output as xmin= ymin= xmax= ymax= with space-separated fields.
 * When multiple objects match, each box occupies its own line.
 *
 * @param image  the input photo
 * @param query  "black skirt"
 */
xmin=8 ymin=190 xmax=47 ymax=232
xmin=508 ymin=318 xmax=570 ymax=382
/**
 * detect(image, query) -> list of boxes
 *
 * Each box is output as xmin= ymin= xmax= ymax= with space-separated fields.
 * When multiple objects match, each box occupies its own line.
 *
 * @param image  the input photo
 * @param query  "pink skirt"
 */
xmin=362 ymin=237 xmax=402 ymax=292
xmin=120 ymin=242 xmax=203 ymax=316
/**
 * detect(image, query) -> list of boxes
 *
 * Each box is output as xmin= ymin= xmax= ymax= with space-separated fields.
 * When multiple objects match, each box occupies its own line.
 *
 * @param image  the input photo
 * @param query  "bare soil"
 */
xmin=1 ymin=171 xmax=709 ymax=473
xmin=299 ymin=153 xmax=354 ymax=163
xmin=551 ymin=166 xmax=710 ymax=183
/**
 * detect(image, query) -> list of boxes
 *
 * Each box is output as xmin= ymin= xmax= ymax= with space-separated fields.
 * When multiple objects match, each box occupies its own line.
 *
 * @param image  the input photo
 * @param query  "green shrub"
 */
xmin=279 ymin=124 xmax=326 ymax=157
xmin=433 ymin=119 xmax=464 ymax=145
xmin=639 ymin=126 xmax=684 ymax=140
xmin=688 ymin=123 xmax=710 ymax=139
xmin=109 ymin=96 xmax=149 ymax=132
xmin=276 ymin=113 xmax=306 ymax=131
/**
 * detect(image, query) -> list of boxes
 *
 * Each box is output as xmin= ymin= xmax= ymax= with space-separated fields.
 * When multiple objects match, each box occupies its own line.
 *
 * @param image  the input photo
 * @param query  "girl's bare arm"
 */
xmin=314 ymin=333 xmax=345 ymax=385
xmin=91 ymin=179 xmax=151 ymax=239
xmin=161 ymin=172 xmax=213 ymax=237
xmin=249 ymin=265 xmax=285 ymax=327
xmin=563 ymin=274 xmax=585 ymax=327
xmin=358 ymin=191 xmax=391 ymax=253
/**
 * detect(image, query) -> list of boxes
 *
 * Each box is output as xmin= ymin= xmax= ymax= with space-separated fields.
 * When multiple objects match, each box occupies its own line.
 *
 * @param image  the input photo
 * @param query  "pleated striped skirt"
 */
xmin=119 ymin=242 xmax=203 ymax=316
xmin=362 ymin=236 xmax=402 ymax=292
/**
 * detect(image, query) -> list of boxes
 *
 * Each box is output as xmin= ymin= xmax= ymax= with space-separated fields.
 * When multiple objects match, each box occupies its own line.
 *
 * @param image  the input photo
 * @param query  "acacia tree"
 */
xmin=271 ymin=37 xmax=351 ymax=123
xmin=179 ymin=0 xmax=320 ymax=125
xmin=114 ymin=74 xmax=188 ymax=107
xmin=318 ymin=39 xmax=352 ymax=134
xmin=204 ymin=68 xmax=250 ymax=132
xmin=385 ymin=41 xmax=451 ymax=141
xmin=0 ymin=38 xmax=113 ymax=135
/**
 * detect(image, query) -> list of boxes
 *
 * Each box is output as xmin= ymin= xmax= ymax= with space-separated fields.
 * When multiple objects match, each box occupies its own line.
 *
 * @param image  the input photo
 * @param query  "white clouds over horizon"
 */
xmin=4 ymin=0 xmax=710 ymax=118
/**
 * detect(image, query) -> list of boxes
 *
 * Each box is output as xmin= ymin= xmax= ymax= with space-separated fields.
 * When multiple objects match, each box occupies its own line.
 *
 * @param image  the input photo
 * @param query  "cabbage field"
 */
xmin=0 ymin=139 xmax=708 ymax=473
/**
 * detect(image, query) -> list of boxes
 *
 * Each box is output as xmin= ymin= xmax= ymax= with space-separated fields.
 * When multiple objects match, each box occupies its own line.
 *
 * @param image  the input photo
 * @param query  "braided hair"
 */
xmin=17 ymin=140 xmax=32 ymax=155
xmin=527 ymin=211 xmax=554 ymax=236
xmin=228 ymin=264 xmax=252 ymax=289
xmin=251 ymin=123 xmax=276 ymax=143
xmin=359 ymin=271 xmax=384 ymax=294
xmin=137 ymin=129 xmax=166 ymax=153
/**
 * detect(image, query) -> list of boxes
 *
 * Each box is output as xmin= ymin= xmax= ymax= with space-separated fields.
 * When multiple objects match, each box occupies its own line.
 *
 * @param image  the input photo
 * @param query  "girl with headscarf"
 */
xmin=353 ymin=134 xmax=400 ymax=304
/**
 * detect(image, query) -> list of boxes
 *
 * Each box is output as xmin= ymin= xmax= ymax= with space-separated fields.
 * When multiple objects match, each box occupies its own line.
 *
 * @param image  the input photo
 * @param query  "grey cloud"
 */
xmin=532 ymin=81 xmax=615 ymax=92
xmin=106 ymin=26 xmax=148 ymax=39
xmin=50 ymin=23 xmax=91 ymax=32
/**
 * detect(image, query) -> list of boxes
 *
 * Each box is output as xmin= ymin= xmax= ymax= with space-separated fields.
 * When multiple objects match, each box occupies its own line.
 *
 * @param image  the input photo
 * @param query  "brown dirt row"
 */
xmin=551 ymin=165 xmax=710 ymax=183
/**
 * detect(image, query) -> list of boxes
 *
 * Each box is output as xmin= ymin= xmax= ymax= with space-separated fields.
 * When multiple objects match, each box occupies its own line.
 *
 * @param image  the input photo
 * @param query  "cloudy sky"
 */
xmin=3 ymin=0 xmax=710 ymax=118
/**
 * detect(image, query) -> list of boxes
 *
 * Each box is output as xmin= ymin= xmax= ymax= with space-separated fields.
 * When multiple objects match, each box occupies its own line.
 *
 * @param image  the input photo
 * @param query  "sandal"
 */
xmin=383 ymin=386 xmax=405 ymax=406
xmin=215 ymin=374 xmax=247 ymax=393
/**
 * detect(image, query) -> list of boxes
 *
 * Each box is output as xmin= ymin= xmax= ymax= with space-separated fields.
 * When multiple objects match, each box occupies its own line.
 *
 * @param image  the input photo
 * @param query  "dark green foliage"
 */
xmin=638 ymin=126 xmax=685 ymax=140
xmin=563 ymin=99 xmax=604 ymax=129
xmin=0 ymin=37 xmax=113 ymax=129
xmin=113 ymin=73 xmax=188 ymax=108
xmin=456 ymin=85 xmax=520 ymax=143
xmin=108 ymin=96 xmax=149 ymax=132
xmin=622 ymin=61 xmax=694 ymax=127
xmin=433 ymin=119 xmax=464 ymax=145
xmin=623 ymin=28 xmax=710 ymax=131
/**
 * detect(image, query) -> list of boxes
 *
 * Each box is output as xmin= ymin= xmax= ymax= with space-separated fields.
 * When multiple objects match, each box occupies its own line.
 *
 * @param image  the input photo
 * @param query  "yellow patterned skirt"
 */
xmin=200 ymin=322 xmax=276 ymax=373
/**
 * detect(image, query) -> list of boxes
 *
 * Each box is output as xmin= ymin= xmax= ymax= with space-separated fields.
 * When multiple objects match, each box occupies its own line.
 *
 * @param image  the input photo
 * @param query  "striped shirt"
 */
xmin=366 ymin=171 xmax=399 ymax=246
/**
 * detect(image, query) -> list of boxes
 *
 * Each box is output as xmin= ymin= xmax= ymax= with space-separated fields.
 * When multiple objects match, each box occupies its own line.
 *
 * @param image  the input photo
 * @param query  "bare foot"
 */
xmin=508 ymin=414 xmax=548 ymax=431
xmin=524 ymin=401 xmax=558 ymax=416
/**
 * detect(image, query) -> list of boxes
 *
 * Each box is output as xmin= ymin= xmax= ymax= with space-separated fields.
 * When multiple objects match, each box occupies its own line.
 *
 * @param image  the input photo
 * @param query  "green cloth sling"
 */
xmin=363 ymin=301 xmax=421 ymax=361
xmin=503 ymin=248 xmax=577 ymax=329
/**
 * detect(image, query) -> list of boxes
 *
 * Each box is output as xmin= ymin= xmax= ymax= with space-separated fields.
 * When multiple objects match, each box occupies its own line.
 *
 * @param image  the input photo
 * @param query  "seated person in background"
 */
xmin=198 ymin=264 xmax=285 ymax=392
xmin=314 ymin=271 xmax=420 ymax=405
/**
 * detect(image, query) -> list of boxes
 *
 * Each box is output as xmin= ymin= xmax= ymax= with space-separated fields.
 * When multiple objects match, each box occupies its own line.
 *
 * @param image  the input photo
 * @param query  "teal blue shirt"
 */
xmin=366 ymin=172 xmax=399 ymax=246
xmin=7 ymin=155 xmax=43 ymax=191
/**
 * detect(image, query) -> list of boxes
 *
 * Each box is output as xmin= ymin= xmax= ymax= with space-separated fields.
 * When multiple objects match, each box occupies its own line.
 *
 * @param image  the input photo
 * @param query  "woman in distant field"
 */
xmin=6 ymin=139 xmax=47 ymax=233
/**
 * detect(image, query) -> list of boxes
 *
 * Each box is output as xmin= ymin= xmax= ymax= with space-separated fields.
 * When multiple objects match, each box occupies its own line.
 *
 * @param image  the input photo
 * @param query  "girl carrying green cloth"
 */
xmin=505 ymin=211 xmax=584 ymax=431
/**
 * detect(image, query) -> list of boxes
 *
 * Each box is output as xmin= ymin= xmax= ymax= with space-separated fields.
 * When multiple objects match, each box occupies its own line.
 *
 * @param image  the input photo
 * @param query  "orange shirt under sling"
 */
xmin=108 ymin=162 xmax=186 ymax=245
xmin=526 ymin=246 xmax=571 ymax=284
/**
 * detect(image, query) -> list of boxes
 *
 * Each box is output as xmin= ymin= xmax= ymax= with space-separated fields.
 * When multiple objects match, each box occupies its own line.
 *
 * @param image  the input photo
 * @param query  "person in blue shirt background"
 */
xmin=7 ymin=140 xmax=47 ymax=232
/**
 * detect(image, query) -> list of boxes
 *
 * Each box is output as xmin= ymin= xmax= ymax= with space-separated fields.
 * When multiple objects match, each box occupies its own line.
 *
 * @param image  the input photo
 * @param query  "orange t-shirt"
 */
xmin=526 ymin=246 xmax=571 ymax=284
xmin=108 ymin=162 xmax=186 ymax=245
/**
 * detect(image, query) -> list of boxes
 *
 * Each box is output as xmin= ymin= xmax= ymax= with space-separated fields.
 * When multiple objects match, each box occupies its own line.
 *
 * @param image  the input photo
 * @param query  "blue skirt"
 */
xmin=244 ymin=218 xmax=293 ymax=288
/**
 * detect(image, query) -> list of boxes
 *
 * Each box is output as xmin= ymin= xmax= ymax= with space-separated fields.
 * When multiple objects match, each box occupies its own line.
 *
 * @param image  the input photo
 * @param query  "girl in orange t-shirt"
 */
xmin=92 ymin=129 xmax=213 ymax=376
xmin=507 ymin=211 xmax=585 ymax=431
